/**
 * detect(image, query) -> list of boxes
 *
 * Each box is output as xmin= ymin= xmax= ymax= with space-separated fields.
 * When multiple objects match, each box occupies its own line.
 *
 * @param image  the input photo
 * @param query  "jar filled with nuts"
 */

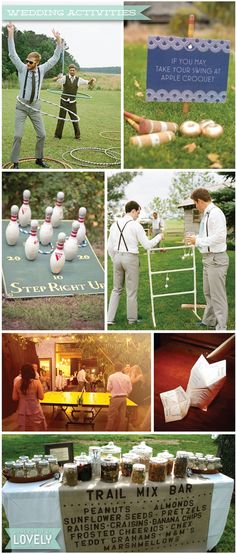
xmin=25 ymin=462 xmax=38 ymax=479
xmin=63 ymin=463 xmax=78 ymax=487
xmin=174 ymin=453 xmax=188 ymax=479
xmin=131 ymin=442 xmax=153 ymax=470
xmin=74 ymin=453 xmax=92 ymax=482
xmin=14 ymin=462 xmax=25 ymax=478
xmin=131 ymin=464 xmax=146 ymax=485
xmin=101 ymin=455 xmax=119 ymax=483
xmin=4 ymin=461 xmax=15 ymax=478
xmin=149 ymin=457 xmax=167 ymax=482
xmin=38 ymin=460 xmax=50 ymax=476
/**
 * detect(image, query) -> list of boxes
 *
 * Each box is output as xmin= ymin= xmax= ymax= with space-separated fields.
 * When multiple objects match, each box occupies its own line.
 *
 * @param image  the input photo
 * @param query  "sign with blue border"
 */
xmin=146 ymin=36 xmax=230 ymax=103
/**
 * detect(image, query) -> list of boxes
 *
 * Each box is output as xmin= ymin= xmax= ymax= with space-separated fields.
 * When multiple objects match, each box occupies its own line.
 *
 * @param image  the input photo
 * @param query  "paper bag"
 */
xmin=160 ymin=386 xmax=190 ymax=422
xmin=186 ymin=355 xmax=226 ymax=411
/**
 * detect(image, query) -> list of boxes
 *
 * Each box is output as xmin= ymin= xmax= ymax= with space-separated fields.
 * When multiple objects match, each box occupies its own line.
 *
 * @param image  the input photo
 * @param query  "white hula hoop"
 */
xmin=16 ymin=96 xmax=80 ymax=122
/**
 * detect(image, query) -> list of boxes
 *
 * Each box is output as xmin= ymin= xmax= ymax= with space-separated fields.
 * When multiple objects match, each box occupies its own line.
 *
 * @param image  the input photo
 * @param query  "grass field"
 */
xmin=124 ymin=44 xmax=235 ymax=169
xmin=2 ymin=433 xmax=235 ymax=552
xmin=108 ymin=226 xmax=235 ymax=330
xmin=2 ymin=80 xmax=120 ymax=168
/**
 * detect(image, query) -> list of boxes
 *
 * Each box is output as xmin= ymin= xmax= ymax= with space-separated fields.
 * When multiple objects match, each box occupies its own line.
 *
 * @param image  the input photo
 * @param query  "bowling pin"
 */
xmin=64 ymin=221 xmax=80 ymax=261
xmin=24 ymin=220 xmax=39 ymax=260
xmin=18 ymin=189 xmax=31 ymax=227
xmin=50 ymin=232 xmax=66 ymax=274
xmin=39 ymin=206 xmax=53 ymax=246
xmin=51 ymin=192 xmax=64 ymax=228
xmin=6 ymin=205 xmax=19 ymax=246
xmin=77 ymin=207 xmax=87 ymax=244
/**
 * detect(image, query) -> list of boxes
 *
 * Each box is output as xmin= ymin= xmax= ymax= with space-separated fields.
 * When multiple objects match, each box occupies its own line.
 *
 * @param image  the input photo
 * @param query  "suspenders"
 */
xmin=205 ymin=212 xmax=210 ymax=252
xmin=117 ymin=220 xmax=132 ymax=251
xmin=22 ymin=67 xmax=40 ymax=100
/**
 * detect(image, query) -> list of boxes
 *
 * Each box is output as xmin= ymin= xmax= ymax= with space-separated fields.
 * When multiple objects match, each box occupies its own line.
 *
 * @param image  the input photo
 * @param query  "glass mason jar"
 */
xmin=89 ymin=447 xmax=101 ymax=478
xmin=149 ymin=457 xmax=167 ymax=482
xmin=131 ymin=442 xmax=153 ymax=470
xmin=18 ymin=456 xmax=29 ymax=465
xmin=32 ymin=456 xmax=43 ymax=471
xmin=131 ymin=463 xmax=146 ymax=485
xmin=63 ymin=463 xmax=78 ymax=487
xmin=38 ymin=460 xmax=50 ymax=476
xmin=188 ymin=455 xmax=197 ymax=470
xmin=197 ymin=457 xmax=206 ymax=471
xmin=100 ymin=442 xmax=121 ymax=461
xmin=159 ymin=453 xmax=174 ymax=476
xmin=101 ymin=455 xmax=119 ymax=483
xmin=174 ymin=454 xmax=188 ymax=479
xmin=74 ymin=453 xmax=92 ymax=481
xmin=48 ymin=457 xmax=60 ymax=474
xmin=14 ymin=462 xmax=25 ymax=478
xmin=25 ymin=462 xmax=38 ymax=478
xmin=121 ymin=454 xmax=136 ymax=477
xmin=4 ymin=461 xmax=15 ymax=478
xmin=214 ymin=457 xmax=222 ymax=471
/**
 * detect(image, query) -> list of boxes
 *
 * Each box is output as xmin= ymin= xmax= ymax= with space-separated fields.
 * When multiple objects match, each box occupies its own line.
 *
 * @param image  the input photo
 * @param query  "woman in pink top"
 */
xmin=12 ymin=364 xmax=47 ymax=431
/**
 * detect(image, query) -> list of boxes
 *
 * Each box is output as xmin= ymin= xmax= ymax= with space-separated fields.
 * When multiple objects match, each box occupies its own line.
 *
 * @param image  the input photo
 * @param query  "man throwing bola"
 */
xmin=53 ymin=65 xmax=96 ymax=139
xmin=7 ymin=23 xmax=62 ymax=169
xmin=187 ymin=187 xmax=229 ymax=330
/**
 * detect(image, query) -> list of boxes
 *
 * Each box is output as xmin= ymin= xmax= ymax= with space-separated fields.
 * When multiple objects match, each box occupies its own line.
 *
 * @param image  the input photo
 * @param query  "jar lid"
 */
xmin=89 ymin=446 xmax=101 ymax=454
xmin=176 ymin=452 xmax=188 ymax=458
xmin=195 ymin=452 xmax=204 ymax=457
xmin=132 ymin=463 xmax=146 ymax=471
xmin=18 ymin=456 xmax=29 ymax=461
xmin=159 ymin=452 xmax=174 ymax=460
xmin=132 ymin=441 xmax=152 ymax=454
xmin=15 ymin=462 xmax=24 ymax=468
xmin=150 ymin=456 xmax=168 ymax=464
xmin=5 ymin=461 xmax=15 ymax=467
xmin=25 ymin=462 xmax=36 ymax=468
xmin=64 ymin=463 xmax=77 ymax=469
xmin=74 ymin=452 xmax=91 ymax=465
xmin=100 ymin=442 xmax=121 ymax=454
xmin=101 ymin=455 xmax=119 ymax=466
xmin=32 ymin=455 xmax=43 ymax=459
xmin=39 ymin=460 xmax=49 ymax=466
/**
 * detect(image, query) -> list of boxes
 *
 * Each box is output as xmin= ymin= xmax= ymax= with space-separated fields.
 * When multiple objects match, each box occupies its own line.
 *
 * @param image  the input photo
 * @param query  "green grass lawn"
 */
xmin=2 ymin=87 xmax=120 ymax=168
xmin=2 ymin=434 xmax=235 ymax=552
xmin=108 ymin=233 xmax=235 ymax=330
xmin=124 ymin=44 xmax=235 ymax=169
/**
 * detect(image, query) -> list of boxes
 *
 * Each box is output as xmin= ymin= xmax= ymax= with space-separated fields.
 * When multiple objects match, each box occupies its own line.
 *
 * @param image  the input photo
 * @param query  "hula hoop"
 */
xmin=105 ymin=147 xmax=121 ymax=160
xmin=46 ymin=89 xmax=92 ymax=100
xmin=16 ymin=96 xmax=80 ymax=122
xmin=2 ymin=157 xmax=72 ymax=169
xmin=68 ymin=147 xmax=120 ymax=167
xmin=99 ymin=131 xmax=120 ymax=141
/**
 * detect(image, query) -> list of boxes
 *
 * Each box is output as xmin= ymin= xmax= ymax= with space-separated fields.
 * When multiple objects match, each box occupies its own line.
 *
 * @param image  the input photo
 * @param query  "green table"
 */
xmin=2 ymin=220 xmax=104 ymax=298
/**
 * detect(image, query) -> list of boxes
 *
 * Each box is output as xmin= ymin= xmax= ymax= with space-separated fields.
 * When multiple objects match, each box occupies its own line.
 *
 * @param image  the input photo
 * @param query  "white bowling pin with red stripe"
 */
xmin=77 ymin=207 xmax=87 ymax=244
xmin=64 ymin=221 xmax=80 ymax=261
xmin=25 ymin=220 xmax=39 ymax=260
xmin=39 ymin=206 xmax=53 ymax=245
xmin=51 ymin=192 xmax=64 ymax=228
xmin=50 ymin=232 xmax=66 ymax=274
xmin=19 ymin=189 xmax=31 ymax=227
xmin=6 ymin=205 xmax=19 ymax=245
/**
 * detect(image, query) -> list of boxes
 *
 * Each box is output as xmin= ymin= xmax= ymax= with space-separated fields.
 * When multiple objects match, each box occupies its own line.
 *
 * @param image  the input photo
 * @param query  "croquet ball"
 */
xmin=199 ymin=119 xmax=215 ymax=130
xmin=180 ymin=121 xmax=201 ymax=137
xmin=165 ymin=284 xmax=168 ymax=288
xmin=201 ymin=123 xmax=224 ymax=138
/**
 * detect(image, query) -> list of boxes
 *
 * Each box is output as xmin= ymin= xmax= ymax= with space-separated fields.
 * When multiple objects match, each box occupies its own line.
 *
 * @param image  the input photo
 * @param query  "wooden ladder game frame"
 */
xmin=147 ymin=245 xmax=201 ymax=328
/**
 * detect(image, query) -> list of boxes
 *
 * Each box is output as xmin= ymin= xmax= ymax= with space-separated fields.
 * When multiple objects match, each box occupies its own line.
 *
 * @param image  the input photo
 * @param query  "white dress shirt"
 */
xmin=152 ymin=217 xmax=163 ymax=231
xmin=108 ymin=214 xmax=162 ymax=258
xmin=195 ymin=203 xmax=227 ymax=253
xmin=107 ymin=372 xmax=132 ymax=397
xmin=56 ymin=75 xmax=89 ymax=86
xmin=55 ymin=374 xmax=66 ymax=390
xmin=77 ymin=369 xmax=87 ymax=382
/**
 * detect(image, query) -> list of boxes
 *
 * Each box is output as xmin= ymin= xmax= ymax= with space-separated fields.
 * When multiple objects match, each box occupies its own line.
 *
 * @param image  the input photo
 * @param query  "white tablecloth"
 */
xmin=2 ymin=473 xmax=234 ymax=552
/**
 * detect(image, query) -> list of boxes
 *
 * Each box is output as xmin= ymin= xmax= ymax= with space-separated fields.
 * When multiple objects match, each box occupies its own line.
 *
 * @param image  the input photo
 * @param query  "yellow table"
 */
xmin=40 ymin=391 xmax=137 ymax=430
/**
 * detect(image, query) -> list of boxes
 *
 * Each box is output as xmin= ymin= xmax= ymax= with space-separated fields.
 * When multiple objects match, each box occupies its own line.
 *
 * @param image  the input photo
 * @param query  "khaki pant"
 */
xmin=202 ymin=252 xmax=229 ymax=329
xmin=106 ymin=396 xmax=128 ymax=431
xmin=107 ymin=252 xmax=139 ymax=322
xmin=11 ymin=100 xmax=46 ymax=162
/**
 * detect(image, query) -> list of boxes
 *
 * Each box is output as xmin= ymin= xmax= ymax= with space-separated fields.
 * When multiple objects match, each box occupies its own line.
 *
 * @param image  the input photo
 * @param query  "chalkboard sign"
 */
xmin=146 ymin=36 xmax=230 ymax=103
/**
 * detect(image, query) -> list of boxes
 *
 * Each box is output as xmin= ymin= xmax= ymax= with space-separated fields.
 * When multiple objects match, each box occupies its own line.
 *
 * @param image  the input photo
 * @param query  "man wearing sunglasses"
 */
xmin=7 ymin=22 xmax=62 ymax=169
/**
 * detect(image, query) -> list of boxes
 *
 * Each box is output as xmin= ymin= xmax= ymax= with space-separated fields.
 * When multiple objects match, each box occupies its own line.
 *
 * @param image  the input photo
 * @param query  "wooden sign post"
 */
xmin=183 ymin=14 xmax=195 ymax=114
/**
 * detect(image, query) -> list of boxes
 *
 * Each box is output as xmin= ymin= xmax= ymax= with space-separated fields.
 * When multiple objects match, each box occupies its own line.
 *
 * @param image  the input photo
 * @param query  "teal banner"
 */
xmin=5 ymin=528 xmax=61 ymax=550
xmin=2 ymin=4 xmax=150 ymax=20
